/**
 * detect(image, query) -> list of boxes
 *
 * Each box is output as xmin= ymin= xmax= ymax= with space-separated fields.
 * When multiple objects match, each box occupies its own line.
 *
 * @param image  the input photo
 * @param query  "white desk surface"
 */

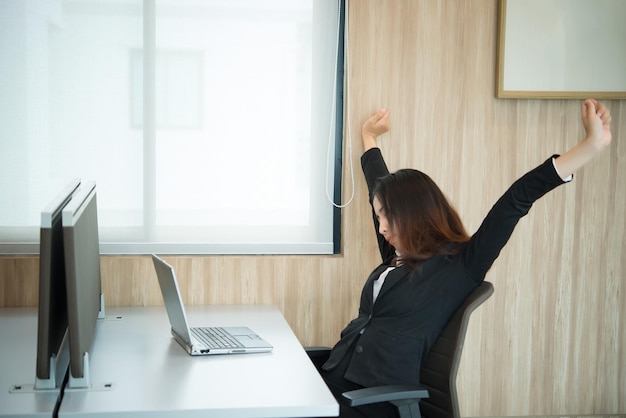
xmin=58 ymin=304 xmax=338 ymax=418
xmin=0 ymin=308 xmax=61 ymax=418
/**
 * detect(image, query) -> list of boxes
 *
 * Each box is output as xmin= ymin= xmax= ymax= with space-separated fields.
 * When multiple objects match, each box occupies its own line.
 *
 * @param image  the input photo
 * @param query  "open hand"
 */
xmin=581 ymin=99 xmax=612 ymax=151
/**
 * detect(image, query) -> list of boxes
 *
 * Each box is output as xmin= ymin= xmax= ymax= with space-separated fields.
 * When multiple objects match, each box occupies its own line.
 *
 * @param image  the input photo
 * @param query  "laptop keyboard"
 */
xmin=191 ymin=327 xmax=244 ymax=349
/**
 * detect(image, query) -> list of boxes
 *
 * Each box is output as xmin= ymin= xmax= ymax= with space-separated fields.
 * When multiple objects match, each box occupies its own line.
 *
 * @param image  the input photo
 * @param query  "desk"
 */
xmin=0 ymin=308 xmax=61 ymax=418
xmin=58 ymin=305 xmax=338 ymax=417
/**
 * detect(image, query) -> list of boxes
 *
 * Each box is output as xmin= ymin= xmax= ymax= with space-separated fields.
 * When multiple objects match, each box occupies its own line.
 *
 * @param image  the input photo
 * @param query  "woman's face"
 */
xmin=373 ymin=196 xmax=401 ymax=251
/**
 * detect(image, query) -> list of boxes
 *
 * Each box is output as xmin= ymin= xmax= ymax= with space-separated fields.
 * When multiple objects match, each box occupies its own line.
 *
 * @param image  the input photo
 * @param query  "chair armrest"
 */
xmin=342 ymin=385 xmax=429 ymax=407
xmin=304 ymin=346 xmax=331 ymax=373
xmin=305 ymin=346 xmax=331 ymax=358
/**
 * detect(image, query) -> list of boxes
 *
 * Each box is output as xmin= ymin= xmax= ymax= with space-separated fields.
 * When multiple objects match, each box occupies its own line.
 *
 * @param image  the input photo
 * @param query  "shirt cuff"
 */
xmin=552 ymin=157 xmax=573 ymax=182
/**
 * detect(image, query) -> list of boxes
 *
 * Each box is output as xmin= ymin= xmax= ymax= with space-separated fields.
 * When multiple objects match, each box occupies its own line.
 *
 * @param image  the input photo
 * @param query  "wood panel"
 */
xmin=0 ymin=0 xmax=624 ymax=415
xmin=347 ymin=2 xmax=625 ymax=415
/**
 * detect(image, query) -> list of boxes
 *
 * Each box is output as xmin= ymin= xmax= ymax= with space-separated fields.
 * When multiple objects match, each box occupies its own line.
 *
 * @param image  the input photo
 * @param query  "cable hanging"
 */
xmin=326 ymin=0 xmax=354 ymax=209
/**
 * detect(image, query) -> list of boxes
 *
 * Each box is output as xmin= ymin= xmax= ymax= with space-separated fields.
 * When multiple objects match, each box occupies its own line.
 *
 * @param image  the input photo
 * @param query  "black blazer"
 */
xmin=323 ymin=148 xmax=567 ymax=388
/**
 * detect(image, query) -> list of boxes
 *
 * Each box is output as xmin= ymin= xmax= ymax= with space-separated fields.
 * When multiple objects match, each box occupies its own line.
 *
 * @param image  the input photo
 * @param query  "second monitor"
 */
xmin=62 ymin=181 xmax=104 ymax=388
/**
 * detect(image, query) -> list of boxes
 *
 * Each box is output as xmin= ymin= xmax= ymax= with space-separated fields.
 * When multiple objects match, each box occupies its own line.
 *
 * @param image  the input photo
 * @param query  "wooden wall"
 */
xmin=1 ymin=0 xmax=624 ymax=416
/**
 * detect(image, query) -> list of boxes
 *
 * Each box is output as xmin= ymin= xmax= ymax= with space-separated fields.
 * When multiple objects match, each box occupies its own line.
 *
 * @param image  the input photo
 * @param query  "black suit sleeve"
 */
xmin=360 ymin=148 xmax=396 ymax=263
xmin=462 ymin=156 xmax=568 ymax=281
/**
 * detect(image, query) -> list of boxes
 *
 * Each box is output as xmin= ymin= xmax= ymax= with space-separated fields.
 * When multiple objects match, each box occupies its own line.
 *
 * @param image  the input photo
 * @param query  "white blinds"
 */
xmin=0 ymin=0 xmax=344 ymax=255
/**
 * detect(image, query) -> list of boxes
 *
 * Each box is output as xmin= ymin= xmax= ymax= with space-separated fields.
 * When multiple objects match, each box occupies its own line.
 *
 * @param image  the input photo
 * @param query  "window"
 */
xmin=0 ymin=0 xmax=345 ymax=255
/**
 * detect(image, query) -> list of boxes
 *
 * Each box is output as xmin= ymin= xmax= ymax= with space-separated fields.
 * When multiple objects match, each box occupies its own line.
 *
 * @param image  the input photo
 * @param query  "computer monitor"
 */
xmin=62 ymin=181 xmax=104 ymax=388
xmin=35 ymin=179 xmax=81 ymax=390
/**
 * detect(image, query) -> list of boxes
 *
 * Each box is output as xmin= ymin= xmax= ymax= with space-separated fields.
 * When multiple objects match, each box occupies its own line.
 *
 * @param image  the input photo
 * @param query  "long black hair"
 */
xmin=372 ymin=169 xmax=470 ymax=269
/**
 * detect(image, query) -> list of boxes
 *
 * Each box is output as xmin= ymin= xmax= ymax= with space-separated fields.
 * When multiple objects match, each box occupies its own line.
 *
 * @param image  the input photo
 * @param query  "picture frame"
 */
xmin=496 ymin=0 xmax=626 ymax=99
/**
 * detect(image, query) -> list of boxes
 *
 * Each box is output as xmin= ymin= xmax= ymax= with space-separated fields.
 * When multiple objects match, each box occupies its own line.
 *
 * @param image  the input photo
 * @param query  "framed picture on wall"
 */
xmin=496 ymin=0 xmax=626 ymax=99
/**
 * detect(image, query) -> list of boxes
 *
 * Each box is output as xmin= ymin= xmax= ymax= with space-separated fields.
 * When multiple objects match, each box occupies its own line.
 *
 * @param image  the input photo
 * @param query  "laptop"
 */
xmin=151 ymin=254 xmax=273 ymax=356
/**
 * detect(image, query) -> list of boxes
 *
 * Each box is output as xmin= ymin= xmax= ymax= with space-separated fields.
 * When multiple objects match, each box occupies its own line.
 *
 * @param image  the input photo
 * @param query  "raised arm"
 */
xmin=554 ymin=99 xmax=612 ymax=178
xmin=361 ymin=109 xmax=390 ymax=192
xmin=360 ymin=109 xmax=395 ymax=262
xmin=360 ymin=108 xmax=392 ymax=194
xmin=464 ymin=100 xmax=612 ymax=281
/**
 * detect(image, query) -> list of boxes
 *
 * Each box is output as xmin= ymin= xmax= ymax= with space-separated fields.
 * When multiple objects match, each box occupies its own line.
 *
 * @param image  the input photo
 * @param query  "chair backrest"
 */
xmin=419 ymin=281 xmax=494 ymax=418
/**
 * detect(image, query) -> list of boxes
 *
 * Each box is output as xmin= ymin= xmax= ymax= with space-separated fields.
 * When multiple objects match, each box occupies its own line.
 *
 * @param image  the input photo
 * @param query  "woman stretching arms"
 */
xmin=319 ymin=99 xmax=612 ymax=418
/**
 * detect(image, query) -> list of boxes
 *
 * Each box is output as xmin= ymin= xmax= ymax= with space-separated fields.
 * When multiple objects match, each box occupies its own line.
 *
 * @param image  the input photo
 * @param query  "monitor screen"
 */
xmin=62 ymin=181 xmax=102 ymax=384
xmin=35 ymin=179 xmax=81 ymax=389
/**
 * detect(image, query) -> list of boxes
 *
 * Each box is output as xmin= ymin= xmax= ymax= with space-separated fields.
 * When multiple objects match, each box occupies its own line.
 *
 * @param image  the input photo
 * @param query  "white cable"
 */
xmin=326 ymin=0 xmax=354 ymax=209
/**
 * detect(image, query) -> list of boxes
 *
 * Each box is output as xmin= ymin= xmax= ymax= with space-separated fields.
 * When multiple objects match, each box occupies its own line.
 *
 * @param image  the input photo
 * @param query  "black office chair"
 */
xmin=307 ymin=281 xmax=494 ymax=418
